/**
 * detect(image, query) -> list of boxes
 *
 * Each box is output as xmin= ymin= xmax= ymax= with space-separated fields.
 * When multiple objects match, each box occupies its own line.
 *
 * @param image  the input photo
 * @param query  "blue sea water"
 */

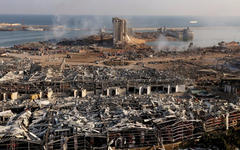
xmin=0 ymin=15 xmax=240 ymax=47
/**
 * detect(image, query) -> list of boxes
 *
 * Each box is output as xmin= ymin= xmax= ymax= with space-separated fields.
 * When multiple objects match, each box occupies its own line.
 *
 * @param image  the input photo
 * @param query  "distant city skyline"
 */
xmin=0 ymin=0 xmax=239 ymax=16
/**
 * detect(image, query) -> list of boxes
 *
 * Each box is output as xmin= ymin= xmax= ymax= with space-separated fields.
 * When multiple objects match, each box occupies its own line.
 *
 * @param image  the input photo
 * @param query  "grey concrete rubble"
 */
xmin=1 ymin=54 xmax=240 ymax=149
xmin=0 ymin=53 xmax=240 ymax=149
xmin=0 ymin=92 xmax=240 ymax=149
xmin=1 ymin=17 xmax=240 ymax=150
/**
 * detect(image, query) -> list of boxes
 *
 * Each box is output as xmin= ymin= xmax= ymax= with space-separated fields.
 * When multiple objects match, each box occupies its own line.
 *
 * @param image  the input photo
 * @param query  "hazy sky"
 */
xmin=0 ymin=0 xmax=239 ymax=16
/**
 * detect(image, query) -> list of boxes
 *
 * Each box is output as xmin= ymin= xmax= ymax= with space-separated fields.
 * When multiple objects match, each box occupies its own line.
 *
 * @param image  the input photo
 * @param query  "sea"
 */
xmin=1 ymin=15 xmax=240 ymax=48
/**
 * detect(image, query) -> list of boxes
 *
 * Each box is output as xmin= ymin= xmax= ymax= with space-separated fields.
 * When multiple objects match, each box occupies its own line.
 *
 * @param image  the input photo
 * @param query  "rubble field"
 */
xmin=0 ymin=25 xmax=240 ymax=150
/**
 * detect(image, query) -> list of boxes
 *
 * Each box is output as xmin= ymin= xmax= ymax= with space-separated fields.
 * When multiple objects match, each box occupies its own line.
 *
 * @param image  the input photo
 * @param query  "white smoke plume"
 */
xmin=52 ymin=15 xmax=68 ymax=38
xmin=44 ymin=0 xmax=108 ymax=40
xmin=154 ymin=35 xmax=189 ymax=52
xmin=156 ymin=35 xmax=170 ymax=51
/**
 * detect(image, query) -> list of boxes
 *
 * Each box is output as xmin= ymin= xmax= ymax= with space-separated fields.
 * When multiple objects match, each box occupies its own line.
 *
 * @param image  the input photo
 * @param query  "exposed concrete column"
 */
xmin=226 ymin=112 xmax=229 ymax=130
xmin=39 ymin=91 xmax=43 ymax=99
xmin=81 ymin=89 xmax=87 ymax=98
xmin=11 ymin=92 xmax=18 ymax=100
xmin=2 ymin=93 xmax=7 ymax=111
xmin=3 ymin=93 xmax=6 ymax=101
xmin=47 ymin=89 xmax=53 ymax=100
xmin=167 ymin=85 xmax=171 ymax=94
xmin=147 ymin=86 xmax=151 ymax=95
xmin=106 ymin=88 xmax=110 ymax=96
xmin=73 ymin=90 xmax=78 ymax=98
xmin=74 ymin=135 xmax=78 ymax=150
xmin=106 ymin=88 xmax=119 ymax=96
xmin=203 ymin=123 xmax=206 ymax=132
xmin=62 ymin=137 xmax=68 ymax=150
xmin=175 ymin=85 xmax=178 ymax=93
xmin=139 ymin=87 xmax=142 ymax=95
xmin=116 ymin=88 xmax=119 ymax=95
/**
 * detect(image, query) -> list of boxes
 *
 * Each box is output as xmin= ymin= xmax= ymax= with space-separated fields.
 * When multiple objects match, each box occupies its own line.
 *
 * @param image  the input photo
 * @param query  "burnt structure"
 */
xmin=222 ymin=77 xmax=240 ymax=95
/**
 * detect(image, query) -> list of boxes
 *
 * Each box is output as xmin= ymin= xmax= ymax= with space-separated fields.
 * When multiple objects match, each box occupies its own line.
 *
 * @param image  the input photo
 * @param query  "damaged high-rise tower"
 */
xmin=112 ymin=17 xmax=128 ymax=48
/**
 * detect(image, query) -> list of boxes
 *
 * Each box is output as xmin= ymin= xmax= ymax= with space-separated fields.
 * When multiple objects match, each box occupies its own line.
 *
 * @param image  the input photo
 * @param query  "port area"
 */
xmin=0 ymin=18 xmax=240 ymax=150
xmin=5 ymin=32 xmax=240 ymax=74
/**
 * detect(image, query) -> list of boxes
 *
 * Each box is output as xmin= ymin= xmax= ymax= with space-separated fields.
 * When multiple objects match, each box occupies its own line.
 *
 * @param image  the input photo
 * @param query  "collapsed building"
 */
xmin=112 ymin=17 xmax=129 ymax=48
xmin=0 ymin=57 xmax=239 ymax=149
xmin=0 ymin=63 xmax=186 ymax=100
xmin=222 ymin=77 xmax=240 ymax=96
xmin=1 ymin=93 xmax=240 ymax=149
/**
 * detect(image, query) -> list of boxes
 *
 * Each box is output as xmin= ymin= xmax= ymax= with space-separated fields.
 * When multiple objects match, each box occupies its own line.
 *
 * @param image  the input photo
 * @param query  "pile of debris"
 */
xmin=0 ymin=92 xmax=239 ymax=149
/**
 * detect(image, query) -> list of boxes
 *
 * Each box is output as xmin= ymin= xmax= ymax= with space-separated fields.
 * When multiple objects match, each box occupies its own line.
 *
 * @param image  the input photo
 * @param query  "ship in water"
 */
xmin=24 ymin=27 xmax=44 ymax=31
xmin=190 ymin=20 xmax=198 ymax=24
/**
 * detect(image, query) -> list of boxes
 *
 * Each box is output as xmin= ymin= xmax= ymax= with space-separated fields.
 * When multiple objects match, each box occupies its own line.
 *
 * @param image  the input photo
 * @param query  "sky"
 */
xmin=0 ymin=0 xmax=239 ymax=16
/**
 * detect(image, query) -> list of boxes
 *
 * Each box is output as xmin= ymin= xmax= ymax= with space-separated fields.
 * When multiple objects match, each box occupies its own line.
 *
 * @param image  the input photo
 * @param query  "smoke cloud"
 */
xmin=43 ymin=0 xmax=108 ymax=39
xmin=153 ymin=35 xmax=189 ymax=52
xmin=52 ymin=15 xmax=68 ymax=38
